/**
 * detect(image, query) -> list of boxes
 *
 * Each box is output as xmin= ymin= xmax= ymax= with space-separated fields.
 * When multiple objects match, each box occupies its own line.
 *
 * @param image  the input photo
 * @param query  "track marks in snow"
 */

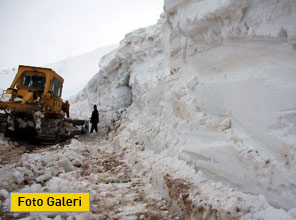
xmin=79 ymin=134 xmax=183 ymax=219
xmin=0 ymin=135 xmax=183 ymax=219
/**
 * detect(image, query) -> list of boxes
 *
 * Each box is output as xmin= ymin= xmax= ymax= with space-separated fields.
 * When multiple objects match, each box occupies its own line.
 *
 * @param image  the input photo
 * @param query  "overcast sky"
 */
xmin=0 ymin=0 xmax=163 ymax=69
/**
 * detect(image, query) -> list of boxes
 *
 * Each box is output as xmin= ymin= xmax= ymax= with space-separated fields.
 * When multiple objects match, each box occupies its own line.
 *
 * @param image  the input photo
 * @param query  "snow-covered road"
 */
xmin=0 ymin=134 xmax=182 ymax=219
xmin=1 ymin=126 xmax=295 ymax=219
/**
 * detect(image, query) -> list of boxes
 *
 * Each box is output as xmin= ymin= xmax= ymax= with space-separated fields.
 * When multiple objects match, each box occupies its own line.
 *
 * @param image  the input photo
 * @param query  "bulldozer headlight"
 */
xmin=46 ymin=105 xmax=51 ymax=111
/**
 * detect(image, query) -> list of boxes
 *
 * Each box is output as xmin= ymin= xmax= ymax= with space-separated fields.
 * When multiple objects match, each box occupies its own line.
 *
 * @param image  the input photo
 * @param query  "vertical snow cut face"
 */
xmin=70 ymin=24 xmax=166 ymax=132
xmin=160 ymin=0 xmax=296 ymax=211
xmin=71 ymin=0 xmax=296 ymax=217
xmin=70 ymin=48 xmax=133 ymax=131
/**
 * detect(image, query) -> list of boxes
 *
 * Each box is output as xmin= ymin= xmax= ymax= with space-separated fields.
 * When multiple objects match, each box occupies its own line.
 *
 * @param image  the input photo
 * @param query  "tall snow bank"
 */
xmin=71 ymin=0 xmax=296 ymax=217
xmin=70 ymin=25 xmax=165 ymax=131
xmin=70 ymin=46 xmax=133 ymax=131
xmin=164 ymin=0 xmax=296 ymax=43
xmin=160 ymin=0 xmax=296 ymax=210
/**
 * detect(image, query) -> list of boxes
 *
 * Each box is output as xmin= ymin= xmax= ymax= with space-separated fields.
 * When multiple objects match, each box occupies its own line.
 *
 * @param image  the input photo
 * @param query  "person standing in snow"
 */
xmin=90 ymin=105 xmax=99 ymax=133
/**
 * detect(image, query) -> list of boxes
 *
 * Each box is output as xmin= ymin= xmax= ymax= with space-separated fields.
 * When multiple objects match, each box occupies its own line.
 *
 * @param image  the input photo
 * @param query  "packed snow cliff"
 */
xmin=71 ymin=0 xmax=296 ymax=218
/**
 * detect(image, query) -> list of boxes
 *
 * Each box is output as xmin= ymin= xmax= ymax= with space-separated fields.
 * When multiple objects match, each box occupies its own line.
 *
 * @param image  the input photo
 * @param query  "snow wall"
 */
xmin=71 ymin=0 xmax=296 ymax=215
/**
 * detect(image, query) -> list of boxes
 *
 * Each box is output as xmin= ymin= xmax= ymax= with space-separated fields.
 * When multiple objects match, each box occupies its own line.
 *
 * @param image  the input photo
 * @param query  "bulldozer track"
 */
xmin=0 ymin=113 xmax=7 ymax=133
xmin=37 ymin=119 xmax=61 ymax=145
xmin=0 ymin=114 xmax=86 ymax=145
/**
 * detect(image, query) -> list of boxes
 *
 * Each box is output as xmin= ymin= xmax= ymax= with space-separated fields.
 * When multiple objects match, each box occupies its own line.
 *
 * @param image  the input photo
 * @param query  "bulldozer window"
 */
xmin=52 ymin=78 xmax=62 ymax=97
xmin=52 ymin=78 xmax=57 ymax=96
xmin=22 ymin=75 xmax=46 ymax=90
xmin=57 ymin=82 xmax=62 ymax=97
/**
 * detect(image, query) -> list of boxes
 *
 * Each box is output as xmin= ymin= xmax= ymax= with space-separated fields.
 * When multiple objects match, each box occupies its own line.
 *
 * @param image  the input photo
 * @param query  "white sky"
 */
xmin=0 ymin=0 xmax=164 ymax=69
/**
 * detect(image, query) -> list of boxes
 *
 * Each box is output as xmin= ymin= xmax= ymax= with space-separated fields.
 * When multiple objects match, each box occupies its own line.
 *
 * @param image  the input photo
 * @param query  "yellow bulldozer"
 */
xmin=0 ymin=65 xmax=87 ymax=144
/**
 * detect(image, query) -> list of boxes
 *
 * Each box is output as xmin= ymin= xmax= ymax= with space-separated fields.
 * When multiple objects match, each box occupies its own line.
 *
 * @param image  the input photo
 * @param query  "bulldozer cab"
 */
xmin=4 ymin=65 xmax=65 ymax=116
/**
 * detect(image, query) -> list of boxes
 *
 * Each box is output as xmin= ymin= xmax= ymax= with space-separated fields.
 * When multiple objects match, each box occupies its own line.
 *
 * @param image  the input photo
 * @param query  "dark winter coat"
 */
xmin=90 ymin=109 xmax=99 ymax=124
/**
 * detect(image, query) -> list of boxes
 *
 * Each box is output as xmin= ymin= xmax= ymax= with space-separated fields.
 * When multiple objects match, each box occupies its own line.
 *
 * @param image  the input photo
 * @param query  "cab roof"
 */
xmin=18 ymin=65 xmax=64 ymax=83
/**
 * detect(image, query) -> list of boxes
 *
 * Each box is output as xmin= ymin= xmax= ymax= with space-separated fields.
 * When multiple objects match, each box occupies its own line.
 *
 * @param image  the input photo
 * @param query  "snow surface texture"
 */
xmin=0 ymin=136 xmax=181 ymax=219
xmin=70 ymin=0 xmax=296 ymax=218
